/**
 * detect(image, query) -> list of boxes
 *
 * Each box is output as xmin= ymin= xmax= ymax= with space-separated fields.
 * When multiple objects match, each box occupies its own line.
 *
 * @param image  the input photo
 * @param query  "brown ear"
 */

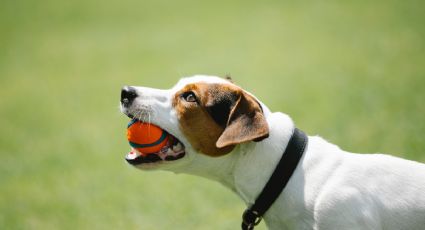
xmin=216 ymin=91 xmax=269 ymax=148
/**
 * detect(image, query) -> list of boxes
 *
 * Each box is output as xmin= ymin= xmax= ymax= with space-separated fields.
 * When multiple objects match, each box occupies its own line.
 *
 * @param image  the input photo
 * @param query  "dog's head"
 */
xmin=120 ymin=75 xmax=269 ymax=170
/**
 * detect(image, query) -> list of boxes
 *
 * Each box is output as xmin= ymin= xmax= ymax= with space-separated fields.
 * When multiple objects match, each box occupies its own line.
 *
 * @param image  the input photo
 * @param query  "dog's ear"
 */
xmin=215 ymin=90 xmax=269 ymax=148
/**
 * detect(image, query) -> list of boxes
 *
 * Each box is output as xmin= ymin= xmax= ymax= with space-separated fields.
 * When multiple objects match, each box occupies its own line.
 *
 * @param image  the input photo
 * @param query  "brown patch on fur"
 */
xmin=173 ymin=84 xmax=234 ymax=156
xmin=173 ymin=82 xmax=269 ymax=157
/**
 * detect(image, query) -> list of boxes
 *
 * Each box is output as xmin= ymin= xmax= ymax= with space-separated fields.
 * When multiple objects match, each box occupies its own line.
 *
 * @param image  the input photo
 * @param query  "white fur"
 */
xmin=122 ymin=75 xmax=425 ymax=229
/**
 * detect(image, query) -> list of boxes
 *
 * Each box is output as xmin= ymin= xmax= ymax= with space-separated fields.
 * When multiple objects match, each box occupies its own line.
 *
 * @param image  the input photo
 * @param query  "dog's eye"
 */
xmin=181 ymin=91 xmax=197 ymax=103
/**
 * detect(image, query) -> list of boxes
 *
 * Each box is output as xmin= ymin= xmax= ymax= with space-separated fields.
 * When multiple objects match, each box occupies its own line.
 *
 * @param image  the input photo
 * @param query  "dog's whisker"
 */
xmin=148 ymin=112 xmax=151 ymax=125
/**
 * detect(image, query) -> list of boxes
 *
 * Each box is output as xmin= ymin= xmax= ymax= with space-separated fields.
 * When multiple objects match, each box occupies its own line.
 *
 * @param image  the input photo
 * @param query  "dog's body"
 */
xmin=120 ymin=75 xmax=425 ymax=230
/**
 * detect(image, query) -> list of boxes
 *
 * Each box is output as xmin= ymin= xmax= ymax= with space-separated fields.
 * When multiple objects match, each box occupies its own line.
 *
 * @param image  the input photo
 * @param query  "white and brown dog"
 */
xmin=120 ymin=75 xmax=425 ymax=230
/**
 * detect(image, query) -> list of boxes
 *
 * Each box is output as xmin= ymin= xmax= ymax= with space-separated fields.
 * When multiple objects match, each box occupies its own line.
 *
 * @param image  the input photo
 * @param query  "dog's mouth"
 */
xmin=125 ymin=122 xmax=186 ymax=166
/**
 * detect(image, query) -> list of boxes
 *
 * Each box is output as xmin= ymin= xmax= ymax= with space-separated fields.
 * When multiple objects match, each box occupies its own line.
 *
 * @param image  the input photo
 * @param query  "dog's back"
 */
xmin=302 ymin=138 xmax=425 ymax=230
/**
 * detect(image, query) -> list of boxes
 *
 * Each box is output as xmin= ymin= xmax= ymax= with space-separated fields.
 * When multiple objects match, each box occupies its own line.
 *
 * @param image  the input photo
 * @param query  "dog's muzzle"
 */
xmin=120 ymin=86 xmax=186 ymax=165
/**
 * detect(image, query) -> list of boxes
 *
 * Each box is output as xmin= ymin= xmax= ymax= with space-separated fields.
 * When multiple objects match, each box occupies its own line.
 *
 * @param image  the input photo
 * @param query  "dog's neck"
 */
xmin=171 ymin=112 xmax=295 ymax=205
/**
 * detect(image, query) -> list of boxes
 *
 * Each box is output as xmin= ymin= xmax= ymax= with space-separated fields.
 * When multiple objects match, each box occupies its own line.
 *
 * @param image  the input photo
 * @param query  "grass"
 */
xmin=1 ymin=0 xmax=424 ymax=229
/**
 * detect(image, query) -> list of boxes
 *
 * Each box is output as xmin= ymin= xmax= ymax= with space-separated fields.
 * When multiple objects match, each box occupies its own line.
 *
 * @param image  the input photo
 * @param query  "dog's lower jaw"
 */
xmin=180 ymin=148 xmax=240 ymax=190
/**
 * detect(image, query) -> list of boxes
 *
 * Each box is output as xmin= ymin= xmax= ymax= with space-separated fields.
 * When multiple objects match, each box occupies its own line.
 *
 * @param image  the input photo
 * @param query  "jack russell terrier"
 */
xmin=120 ymin=75 xmax=425 ymax=230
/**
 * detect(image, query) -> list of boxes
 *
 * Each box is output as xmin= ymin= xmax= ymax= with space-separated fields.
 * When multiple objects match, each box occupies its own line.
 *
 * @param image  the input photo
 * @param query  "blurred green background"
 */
xmin=1 ymin=0 xmax=424 ymax=229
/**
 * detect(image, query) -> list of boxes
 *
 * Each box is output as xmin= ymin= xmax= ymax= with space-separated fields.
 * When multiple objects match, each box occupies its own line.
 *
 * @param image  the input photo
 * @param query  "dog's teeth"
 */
xmin=172 ymin=142 xmax=183 ymax=152
xmin=166 ymin=148 xmax=174 ymax=155
xmin=160 ymin=146 xmax=169 ymax=154
xmin=126 ymin=151 xmax=140 ymax=160
xmin=133 ymin=149 xmax=143 ymax=156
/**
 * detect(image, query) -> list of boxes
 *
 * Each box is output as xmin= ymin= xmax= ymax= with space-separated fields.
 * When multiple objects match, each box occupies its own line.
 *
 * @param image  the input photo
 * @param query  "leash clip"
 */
xmin=242 ymin=209 xmax=262 ymax=230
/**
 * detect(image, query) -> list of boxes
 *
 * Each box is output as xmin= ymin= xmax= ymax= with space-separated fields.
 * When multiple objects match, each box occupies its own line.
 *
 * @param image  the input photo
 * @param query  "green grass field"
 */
xmin=1 ymin=0 xmax=424 ymax=229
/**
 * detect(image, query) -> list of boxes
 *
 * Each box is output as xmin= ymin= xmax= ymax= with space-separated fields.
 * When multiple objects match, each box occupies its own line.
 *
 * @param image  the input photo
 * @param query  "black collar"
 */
xmin=241 ymin=128 xmax=308 ymax=230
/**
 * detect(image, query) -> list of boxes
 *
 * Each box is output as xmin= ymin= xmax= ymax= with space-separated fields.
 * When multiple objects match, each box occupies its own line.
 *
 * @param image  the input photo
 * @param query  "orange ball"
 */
xmin=127 ymin=119 xmax=169 ymax=155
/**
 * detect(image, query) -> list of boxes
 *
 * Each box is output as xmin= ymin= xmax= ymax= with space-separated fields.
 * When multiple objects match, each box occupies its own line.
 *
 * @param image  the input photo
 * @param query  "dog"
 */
xmin=120 ymin=75 xmax=425 ymax=230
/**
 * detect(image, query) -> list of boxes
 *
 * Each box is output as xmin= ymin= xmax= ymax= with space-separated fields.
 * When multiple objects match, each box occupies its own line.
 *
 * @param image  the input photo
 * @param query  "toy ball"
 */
xmin=127 ymin=119 xmax=169 ymax=155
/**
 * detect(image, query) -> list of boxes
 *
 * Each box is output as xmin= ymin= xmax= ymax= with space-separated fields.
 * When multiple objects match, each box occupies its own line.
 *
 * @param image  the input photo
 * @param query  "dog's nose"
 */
xmin=121 ymin=86 xmax=138 ymax=106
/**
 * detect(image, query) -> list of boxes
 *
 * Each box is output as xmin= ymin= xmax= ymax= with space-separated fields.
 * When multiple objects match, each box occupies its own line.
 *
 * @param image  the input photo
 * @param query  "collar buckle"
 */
xmin=242 ymin=209 xmax=262 ymax=230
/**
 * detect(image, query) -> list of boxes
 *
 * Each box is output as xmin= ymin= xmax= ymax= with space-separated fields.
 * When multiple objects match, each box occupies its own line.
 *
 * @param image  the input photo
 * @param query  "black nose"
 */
xmin=121 ymin=86 xmax=138 ymax=106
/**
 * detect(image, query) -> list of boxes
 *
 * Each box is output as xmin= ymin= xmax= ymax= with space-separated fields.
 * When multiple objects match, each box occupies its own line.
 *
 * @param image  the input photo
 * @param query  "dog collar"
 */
xmin=241 ymin=128 xmax=308 ymax=230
